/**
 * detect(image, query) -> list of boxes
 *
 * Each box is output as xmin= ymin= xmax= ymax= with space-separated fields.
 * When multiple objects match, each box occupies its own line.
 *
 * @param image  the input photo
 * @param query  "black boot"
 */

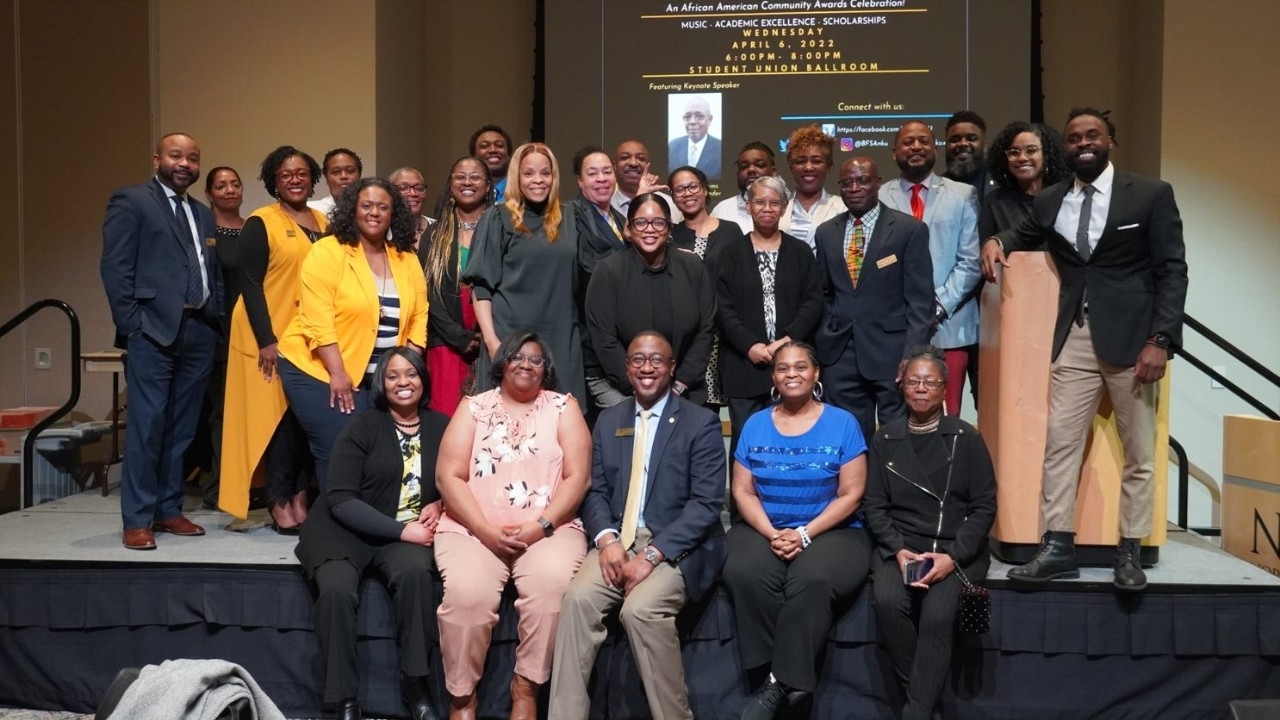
xmin=1114 ymin=537 xmax=1148 ymax=592
xmin=1007 ymin=531 xmax=1079 ymax=582
xmin=335 ymin=698 xmax=362 ymax=720
xmin=402 ymin=674 xmax=440 ymax=720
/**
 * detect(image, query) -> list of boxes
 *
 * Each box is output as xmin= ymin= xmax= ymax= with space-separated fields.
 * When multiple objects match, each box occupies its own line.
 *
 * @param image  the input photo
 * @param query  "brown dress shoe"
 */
xmin=448 ymin=693 xmax=476 ymax=720
xmin=151 ymin=516 xmax=206 ymax=536
xmin=123 ymin=527 xmax=157 ymax=550
xmin=509 ymin=674 xmax=538 ymax=720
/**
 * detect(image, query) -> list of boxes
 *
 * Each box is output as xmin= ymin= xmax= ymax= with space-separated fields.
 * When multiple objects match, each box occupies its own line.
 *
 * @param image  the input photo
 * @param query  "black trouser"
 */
xmin=822 ymin=348 xmax=903 ymax=443
xmin=722 ymin=524 xmax=871 ymax=692
xmin=312 ymin=543 xmax=437 ymax=703
xmin=264 ymin=408 xmax=313 ymax=505
xmin=871 ymin=553 xmax=989 ymax=720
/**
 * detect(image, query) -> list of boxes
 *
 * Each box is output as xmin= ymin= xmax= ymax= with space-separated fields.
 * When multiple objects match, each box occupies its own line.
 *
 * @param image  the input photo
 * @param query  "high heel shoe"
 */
xmin=268 ymin=506 xmax=301 ymax=535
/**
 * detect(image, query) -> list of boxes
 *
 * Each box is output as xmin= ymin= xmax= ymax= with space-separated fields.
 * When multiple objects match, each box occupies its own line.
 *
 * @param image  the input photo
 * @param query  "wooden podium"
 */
xmin=1222 ymin=415 xmax=1280 ymax=575
xmin=978 ymin=252 xmax=1168 ymax=565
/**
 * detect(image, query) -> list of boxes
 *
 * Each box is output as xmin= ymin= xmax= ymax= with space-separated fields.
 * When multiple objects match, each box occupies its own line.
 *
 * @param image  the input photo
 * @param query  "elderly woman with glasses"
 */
xmin=433 ymin=330 xmax=591 ymax=720
xmin=585 ymin=192 xmax=716 ymax=405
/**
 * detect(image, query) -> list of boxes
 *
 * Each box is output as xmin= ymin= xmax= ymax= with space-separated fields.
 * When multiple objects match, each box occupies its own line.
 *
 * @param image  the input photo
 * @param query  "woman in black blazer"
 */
xmin=716 ymin=174 xmax=823 ymax=458
xmin=585 ymin=192 xmax=716 ymax=405
xmin=295 ymin=347 xmax=450 ymax=720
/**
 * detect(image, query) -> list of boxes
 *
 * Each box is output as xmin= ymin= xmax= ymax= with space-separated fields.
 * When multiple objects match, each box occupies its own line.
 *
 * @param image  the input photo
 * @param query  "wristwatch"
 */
xmin=536 ymin=516 xmax=554 ymax=537
xmin=642 ymin=545 xmax=662 ymax=566
xmin=1147 ymin=332 xmax=1172 ymax=350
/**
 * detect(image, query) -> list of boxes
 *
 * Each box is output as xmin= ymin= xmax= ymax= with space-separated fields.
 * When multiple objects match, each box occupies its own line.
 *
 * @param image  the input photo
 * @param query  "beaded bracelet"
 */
xmin=797 ymin=525 xmax=812 ymax=549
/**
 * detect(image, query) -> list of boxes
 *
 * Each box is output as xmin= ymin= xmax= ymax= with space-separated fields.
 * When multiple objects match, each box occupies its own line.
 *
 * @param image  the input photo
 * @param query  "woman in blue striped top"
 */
xmin=722 ymin=341 xmax=871 ymax=720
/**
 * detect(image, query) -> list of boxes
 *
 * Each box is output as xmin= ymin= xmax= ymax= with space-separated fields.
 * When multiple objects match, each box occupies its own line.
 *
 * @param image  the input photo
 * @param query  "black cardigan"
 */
xmin=295 ymin=407 xmax=450 ymax=578
xmin=861 ymin=415 xmax=997 ymax=576
xmin=584 ymin=244 xmax=716 ymax=405
xmin=713 ymin=230 xmax=823 ymax=398
xmin=419 ymin=228 xmax=475 ymax=352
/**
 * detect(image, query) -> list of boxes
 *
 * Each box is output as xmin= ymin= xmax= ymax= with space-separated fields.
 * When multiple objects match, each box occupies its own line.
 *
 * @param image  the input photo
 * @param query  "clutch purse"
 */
xmin=955 ymin=565 xmax=991 ymax=634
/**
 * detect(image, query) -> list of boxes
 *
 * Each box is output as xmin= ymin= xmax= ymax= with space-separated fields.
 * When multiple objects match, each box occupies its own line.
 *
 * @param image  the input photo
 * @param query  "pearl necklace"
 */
xmin=907 ymin=410 xmax=943 ymax=435
xmin=393 ymin=417 xmax=420 ymax=430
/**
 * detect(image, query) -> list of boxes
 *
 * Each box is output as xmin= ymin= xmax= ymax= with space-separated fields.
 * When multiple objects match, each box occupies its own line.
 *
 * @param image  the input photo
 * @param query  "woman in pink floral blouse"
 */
xmin=434 ymin=329 xmax=591 ymax=720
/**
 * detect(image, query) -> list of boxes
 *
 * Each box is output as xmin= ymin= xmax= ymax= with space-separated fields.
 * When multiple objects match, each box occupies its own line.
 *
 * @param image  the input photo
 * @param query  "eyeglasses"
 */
xmin=451 ymin=173 xmax=487 ymax=184
xmin=673 ymin=182 xmax=703 ymax=196
xmin=903 ymin=377 xmax=944 ymax=389
xmin=393 ymin=183 xmax=427 ymax=195
xmin=682 ymin=112 xmax=709 ymax=122
xmin=509 ymin=353 xmax=546 ymax=368
xmin=1006 ymin=146 xmax=1042 ymax=159
xmin=627 ymin=353 xmax=672 ymax=369
xmin=630 ymin=218 xmax=670 ymax=232
xmin=749 ymin=199 xmax=784 ymax=210
xmin=276 ymin=170 xmax=311 ymax=182
xmin=837 ymin=177 xmax=877 ymax=189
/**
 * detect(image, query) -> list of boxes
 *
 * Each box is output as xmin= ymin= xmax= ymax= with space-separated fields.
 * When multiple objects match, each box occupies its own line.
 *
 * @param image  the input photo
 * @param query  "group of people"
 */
xmin=98 ymin=102 xmax=1186 ymax=719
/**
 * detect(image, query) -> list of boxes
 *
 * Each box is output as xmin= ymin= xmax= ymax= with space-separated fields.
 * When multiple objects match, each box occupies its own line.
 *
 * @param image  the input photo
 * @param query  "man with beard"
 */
xmin=101 ymin=133 xmax=223 ymax=549
xmin=981 ymin=107 xmax=1188 ymax=592
xmin=610 ymin=139 xmax=677 ymax=219
xmin=943 ymin=110 xmax=996 ymax=204
xmin=711 ymin=141 xmax=780 ymax=233
xmin=668 ymin=95 xmax=722 ymax=180
xmin=468 ymin=124 xmax=512 ymax=201
xmin=880 ymin=121 xmax=981 ymax=416
xmin=550 ymin=331 xmax=726 ymax=720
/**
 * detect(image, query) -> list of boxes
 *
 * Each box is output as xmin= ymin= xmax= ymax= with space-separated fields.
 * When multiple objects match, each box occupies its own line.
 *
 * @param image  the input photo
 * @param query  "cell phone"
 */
xmin=903 ymin=558 xmax=935 ymax=585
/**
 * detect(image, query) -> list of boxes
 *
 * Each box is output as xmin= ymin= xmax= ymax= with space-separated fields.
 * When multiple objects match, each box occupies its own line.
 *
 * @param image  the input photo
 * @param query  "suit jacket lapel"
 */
xmin=923 ymin=175 xmax=942 ymax=226
xmin=642 ymin=393 xmax=679 ymax=511
xmin=1096 ymin=171 xmax=1129 ymax=253
xmin=824 ymin=210 xmax=857 ymax=294
xmin=151 ymin=179 xmax=190 ymax=248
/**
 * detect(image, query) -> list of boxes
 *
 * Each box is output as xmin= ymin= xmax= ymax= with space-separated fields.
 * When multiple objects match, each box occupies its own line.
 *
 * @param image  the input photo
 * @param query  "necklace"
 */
xmin=907 ymin=409 xmax=944 ymax=435
xmin=370 ymin=249 xmax=391 ymax=318
xmin=393 ymin=417 xmax=420 ymax=430
xmin=458 ymin=220 xmax=478 ymax=231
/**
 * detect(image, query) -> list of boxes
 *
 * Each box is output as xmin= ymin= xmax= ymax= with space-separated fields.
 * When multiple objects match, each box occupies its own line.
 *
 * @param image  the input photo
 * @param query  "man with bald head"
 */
xmin=101 ymin=132 xmax=223 ymax=549
xmin=880 ymin=120 xmax=981 ymax=417
xmin=813 ymin=156 xmax=934 ymax=440
xmin=611 ymin=139 xmax=678 ymax=219
xmin=668 ymin=95 xmax=722 ymax=180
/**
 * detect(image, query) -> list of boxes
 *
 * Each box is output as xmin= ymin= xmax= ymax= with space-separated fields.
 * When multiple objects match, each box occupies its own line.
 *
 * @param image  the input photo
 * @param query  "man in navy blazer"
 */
xmin=814 ymin=157 xmax=934 ymax=442
xmin=982 ymin=107 xmax=1188 ymax=592
xmin=667 ymin=95 xmax=722 ymax=180
xmin=101 ymin=133 xmax=222 ymax=550
xmin=551 ymin=331 xmax=726 ymax=720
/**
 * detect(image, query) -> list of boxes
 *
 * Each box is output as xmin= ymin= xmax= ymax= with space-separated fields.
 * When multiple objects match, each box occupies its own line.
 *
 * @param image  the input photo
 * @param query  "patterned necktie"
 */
xmin=846 ymin=218 xmax=865 ymax=287
xmin=1075 ymin=184 xmax=1096 ymax=261
xmin=619 ymin=409 xmax=651 ymax=550
xmin=172 ymin=196 xmax=204 ymax=307
xmin=910 ymin=183 xmax=925 ymax=221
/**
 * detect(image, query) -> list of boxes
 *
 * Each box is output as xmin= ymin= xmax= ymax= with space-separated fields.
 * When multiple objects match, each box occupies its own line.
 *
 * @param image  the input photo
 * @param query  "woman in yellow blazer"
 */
xmin=277 ymin=177 xmax=428 ymax=493
xmin=220 ymin=146 xmax=327 ymax=531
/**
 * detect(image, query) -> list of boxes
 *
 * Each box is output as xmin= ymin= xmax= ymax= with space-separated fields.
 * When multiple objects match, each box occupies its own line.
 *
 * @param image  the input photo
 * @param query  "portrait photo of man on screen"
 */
xmin=668 ymin=93 xmax=723 ymax=181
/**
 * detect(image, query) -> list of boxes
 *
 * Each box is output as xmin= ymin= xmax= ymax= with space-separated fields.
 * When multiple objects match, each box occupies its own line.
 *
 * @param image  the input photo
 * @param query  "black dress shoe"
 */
xmin=402 ymin=673 xmax=440 ymax=720
xmin=741 ymin=677 xmax=808 ymax=720
xmin=1114 ymin=537 xmax=1148 ymax=592
xmin=1008 ymin=531 xmax=1079 ymax=582
xmin=335 ymin=697 xmax=361 ymax=720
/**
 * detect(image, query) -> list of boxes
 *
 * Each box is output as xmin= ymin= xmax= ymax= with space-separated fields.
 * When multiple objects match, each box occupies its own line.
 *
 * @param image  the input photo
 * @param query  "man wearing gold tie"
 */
xmin=550 ymin=331 xmax=727 ymax=720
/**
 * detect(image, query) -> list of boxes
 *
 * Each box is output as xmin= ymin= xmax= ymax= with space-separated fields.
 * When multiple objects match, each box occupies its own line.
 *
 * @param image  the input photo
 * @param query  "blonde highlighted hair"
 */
xmin=503 ymin=143 xmax=563 ymax=242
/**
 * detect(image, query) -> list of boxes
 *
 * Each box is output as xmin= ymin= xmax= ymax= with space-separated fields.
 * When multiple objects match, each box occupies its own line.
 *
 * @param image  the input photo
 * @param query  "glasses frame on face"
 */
xmin=749 ymin=198 xmax=784 ymax=210
xmin=1005 ymin=146 xmax=1042 ymax=160
xmin=509 ymin=353 xmax=546 ymax=369
xmin=627 ymin=353 xmax=672 ymax=369
xmin=672 ymin=181 xmax=704 ymax=197
xmin=393 ymin=183 xmax=427 ymax=195
xmin=903 ymin=377 xmax=944 ymax=389
xmin=276 ymin=170 xmax=312 ymax=183
xmin=451 ymin=172 xmax=487 ymax=184
xmin=630 ymin=217 xmax=670 ymax=232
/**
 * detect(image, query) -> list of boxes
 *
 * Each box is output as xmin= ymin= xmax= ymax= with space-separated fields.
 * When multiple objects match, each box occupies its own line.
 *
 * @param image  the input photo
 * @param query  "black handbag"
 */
xmin=955 ymin=566 xmax=991 ymax=634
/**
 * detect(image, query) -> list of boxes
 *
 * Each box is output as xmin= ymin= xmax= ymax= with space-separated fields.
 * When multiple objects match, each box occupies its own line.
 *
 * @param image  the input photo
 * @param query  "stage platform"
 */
xmin=1 ymin=490 xmax=1278 ymax=719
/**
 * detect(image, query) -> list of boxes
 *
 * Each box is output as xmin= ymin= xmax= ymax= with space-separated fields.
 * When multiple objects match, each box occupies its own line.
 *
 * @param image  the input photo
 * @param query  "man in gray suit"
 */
xmin=880 ymin=121 xmax=981 ymax=417
xmin=550 ymin=331 xmax=726 ymax=720
xmin=813 ymin=157 xmax=934 ymax=441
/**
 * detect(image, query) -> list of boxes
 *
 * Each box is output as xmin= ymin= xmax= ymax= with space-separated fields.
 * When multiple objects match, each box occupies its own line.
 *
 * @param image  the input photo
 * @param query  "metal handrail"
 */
xmin=0 ymin=299 xmax=80 ymax=509
xmin=1184 ymin=314 xmax=1280 ymax=390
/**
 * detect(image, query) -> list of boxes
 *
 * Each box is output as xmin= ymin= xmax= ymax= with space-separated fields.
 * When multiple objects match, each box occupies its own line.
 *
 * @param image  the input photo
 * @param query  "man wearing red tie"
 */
xmin=981 ymin=108 xmax=1189 ymax=591
xmin=101 ymin=133 xmax=222 ymax=550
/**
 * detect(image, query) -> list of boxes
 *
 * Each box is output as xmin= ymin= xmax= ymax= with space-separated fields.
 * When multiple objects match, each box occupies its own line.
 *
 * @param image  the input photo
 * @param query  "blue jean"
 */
xmin=278 ymin=357 xmax=370 ymax=491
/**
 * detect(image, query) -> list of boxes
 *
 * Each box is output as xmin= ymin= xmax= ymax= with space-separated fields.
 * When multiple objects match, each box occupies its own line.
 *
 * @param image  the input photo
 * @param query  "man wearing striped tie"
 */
xmin=813 ymin=157 xmax=934 ymax=442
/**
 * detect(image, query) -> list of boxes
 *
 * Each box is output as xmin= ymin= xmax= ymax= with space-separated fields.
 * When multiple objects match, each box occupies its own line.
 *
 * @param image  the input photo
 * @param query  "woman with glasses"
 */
xmin=722 ymin=341 xmax=870 ymax=720
xmin=433 ymin=330 xmax=591 ymax=720
xmin=585 ymin=192 xmax=716 ymax=405
xmin=422 ymin=157 xmax=493 ymax=416
xmin=979 ymin=121 xmax=1070 ymax=238
xmin=220 ymin=146 xmax=327 ymax=531
xmin=715 ymin=174 xmax=823 ymax=459
xmin=389 ymin=167 xmax=436 ymax=250
xmin=463 ymin=143 xmax=587 ymax=409
xmin=670 ymin=164 xmax=739 ymax=411
xmin=863 ymin=344 xmax=996 ymax=720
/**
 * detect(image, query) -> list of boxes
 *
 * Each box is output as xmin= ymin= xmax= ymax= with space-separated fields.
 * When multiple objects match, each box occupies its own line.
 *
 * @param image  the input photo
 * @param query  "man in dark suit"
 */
xmin=982 ymin=107 xmax=1188 ymax=591
xmin=550 ymin=331 xmax=726 ymax=720
xmin=814 ymin=156 xmax=934 ymax=441
xmin=667 ymin=95 xmax=722 ymax=180
xmin=101 ymin=132 xmax=222 ymax=550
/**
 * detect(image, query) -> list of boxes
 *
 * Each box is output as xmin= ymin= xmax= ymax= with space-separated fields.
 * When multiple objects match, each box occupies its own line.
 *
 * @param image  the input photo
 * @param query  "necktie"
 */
xmin=846 ymin=218 xmax=865 ymax=287
xmin=604 ymin=211 xmax=623 ymax=242
xmin=1075 ymin=184 xmax=1096 ymax=261
xmin=910 ymin=183 xmax=925 ymax=221
xmin=172 ymin=196 xmax=205 ymax=307
xmin=619 ymin=409 xmax=651 ymax=550
xmin=688 ymin=141 xmax=701 ymax=168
